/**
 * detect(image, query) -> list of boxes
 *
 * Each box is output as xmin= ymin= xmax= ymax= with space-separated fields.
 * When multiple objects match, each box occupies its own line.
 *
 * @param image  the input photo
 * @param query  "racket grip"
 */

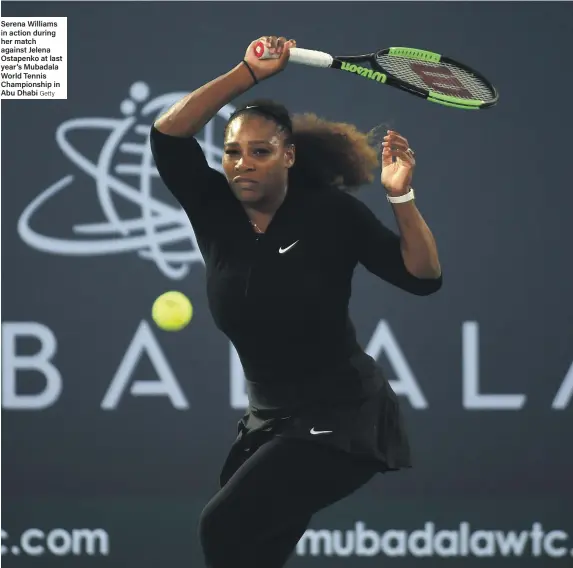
xmin=253 ymin=42 xmax=333 ymax=68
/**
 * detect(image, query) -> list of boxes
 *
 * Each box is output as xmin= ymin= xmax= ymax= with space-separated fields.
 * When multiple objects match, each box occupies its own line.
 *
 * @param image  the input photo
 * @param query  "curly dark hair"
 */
xmin=226 ymin=99 xmax=380 ymax=192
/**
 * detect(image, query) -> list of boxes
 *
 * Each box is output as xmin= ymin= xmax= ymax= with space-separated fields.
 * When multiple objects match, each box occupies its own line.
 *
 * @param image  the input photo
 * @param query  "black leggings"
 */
xmin=198 ymin=436 xmax=378 ymax=568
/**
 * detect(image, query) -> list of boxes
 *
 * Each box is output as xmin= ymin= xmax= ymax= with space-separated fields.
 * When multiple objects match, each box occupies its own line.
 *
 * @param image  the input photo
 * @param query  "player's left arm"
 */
xmin=387 ymin=199 xmax=441 ymax=279
xmin=380 ymin=129 xmax=441 ymax=279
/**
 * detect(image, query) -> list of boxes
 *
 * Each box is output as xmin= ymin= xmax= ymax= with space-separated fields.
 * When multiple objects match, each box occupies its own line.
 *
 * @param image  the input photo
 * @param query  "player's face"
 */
xmin=223 ymin=115 xmax=294 ymax=205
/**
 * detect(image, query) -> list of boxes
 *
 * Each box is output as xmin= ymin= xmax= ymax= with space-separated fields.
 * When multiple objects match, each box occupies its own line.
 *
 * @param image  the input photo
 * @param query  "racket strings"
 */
xmin=376 ymin=54 xmax=495 ymax=102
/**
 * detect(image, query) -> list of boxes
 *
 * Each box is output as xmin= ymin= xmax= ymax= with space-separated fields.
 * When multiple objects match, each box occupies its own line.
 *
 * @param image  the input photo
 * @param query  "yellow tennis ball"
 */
xmin=152 ymin=291 xmax=193 ymax=331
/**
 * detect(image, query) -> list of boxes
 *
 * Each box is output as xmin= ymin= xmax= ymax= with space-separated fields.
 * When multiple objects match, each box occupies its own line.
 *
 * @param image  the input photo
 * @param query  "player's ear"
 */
xmin=285 ymin=144 xmax=295 ymax=169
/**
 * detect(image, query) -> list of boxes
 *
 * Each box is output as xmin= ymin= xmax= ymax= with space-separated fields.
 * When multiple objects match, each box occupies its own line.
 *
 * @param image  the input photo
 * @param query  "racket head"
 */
xmin=373 ymin=47 xmax=498 ymax=109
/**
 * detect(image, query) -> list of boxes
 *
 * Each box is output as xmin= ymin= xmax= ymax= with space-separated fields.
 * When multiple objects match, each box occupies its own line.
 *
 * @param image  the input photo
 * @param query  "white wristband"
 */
xmin=387 ymin=187 xmax=415 ymax=204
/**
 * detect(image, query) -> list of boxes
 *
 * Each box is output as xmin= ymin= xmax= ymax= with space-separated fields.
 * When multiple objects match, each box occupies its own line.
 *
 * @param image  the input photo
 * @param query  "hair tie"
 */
xmin=242 ymin=60 xmax=258 ymax=85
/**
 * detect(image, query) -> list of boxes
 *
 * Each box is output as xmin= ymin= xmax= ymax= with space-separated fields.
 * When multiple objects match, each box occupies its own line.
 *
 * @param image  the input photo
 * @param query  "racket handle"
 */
xmin=253 ymin=42 xmax=333 ymax=68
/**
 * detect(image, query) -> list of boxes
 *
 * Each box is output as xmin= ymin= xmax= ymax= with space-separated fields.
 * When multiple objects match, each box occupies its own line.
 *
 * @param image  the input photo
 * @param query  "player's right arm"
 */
xmin=154 ymin=36 xmax=294 ymax=138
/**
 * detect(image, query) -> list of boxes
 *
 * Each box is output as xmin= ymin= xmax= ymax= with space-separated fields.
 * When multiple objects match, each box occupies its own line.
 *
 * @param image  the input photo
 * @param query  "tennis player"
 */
xmin=151 ymin=35 xmax=442 ymax=568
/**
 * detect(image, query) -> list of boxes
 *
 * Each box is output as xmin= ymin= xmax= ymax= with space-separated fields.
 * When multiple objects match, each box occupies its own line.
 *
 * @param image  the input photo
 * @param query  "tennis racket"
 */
xmin=253 ymin=42 xmax=498 ymax=110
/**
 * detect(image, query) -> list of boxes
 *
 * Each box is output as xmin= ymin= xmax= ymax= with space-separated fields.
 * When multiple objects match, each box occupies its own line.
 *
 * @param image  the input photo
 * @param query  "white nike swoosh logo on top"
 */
xmin=310 ymin=428 xmax=333 ymax=435
xmin=279 ymin=241 xmax=299 ymax=254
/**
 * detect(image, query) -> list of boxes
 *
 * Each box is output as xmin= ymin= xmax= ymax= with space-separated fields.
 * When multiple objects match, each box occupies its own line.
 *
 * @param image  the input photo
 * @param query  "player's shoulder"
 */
xmin=303 ymin=186 xmax=362 ymax=205
xmin=333 ymin=188 xmax=366 ymax=205
xmin=299 ymin=188 xmax=375 ymax=238
xmin=324 ymin=187 xmax=373 ymax=217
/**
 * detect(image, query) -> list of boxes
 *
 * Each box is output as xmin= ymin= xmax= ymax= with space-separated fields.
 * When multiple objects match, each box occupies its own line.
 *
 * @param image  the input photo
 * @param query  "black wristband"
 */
xmin=242 ymin=59 xmax=259 ymax=85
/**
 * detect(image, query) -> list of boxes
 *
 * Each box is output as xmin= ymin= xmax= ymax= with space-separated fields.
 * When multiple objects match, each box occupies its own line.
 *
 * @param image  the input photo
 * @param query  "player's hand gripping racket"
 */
xmin=253 ymin=42 xmax=498 ymax=110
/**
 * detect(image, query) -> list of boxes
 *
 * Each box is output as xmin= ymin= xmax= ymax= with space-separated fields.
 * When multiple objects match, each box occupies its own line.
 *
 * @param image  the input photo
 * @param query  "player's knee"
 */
xmin=198 ymin=497 xmax=244 ymax=564
xmin=197 ymin=500 xmax=221 ymax=550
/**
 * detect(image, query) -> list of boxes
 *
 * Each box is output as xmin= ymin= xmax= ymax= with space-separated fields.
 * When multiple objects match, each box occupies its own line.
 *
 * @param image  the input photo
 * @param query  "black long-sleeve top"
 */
xmin=150 ymin=126 xmax=442 ymax=414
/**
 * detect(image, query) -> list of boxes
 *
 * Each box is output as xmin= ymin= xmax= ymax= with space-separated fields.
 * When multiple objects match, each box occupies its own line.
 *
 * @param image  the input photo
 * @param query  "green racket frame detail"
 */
xmin=428 ymin=91 xmax=484 ymax=108
xmin=388 ymin=47 xmax=442 ymax=63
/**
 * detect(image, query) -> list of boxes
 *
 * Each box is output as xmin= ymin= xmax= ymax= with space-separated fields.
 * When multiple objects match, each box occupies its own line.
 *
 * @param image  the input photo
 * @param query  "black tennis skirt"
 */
xmin=219 ymin=362 xmax=412 ymax=484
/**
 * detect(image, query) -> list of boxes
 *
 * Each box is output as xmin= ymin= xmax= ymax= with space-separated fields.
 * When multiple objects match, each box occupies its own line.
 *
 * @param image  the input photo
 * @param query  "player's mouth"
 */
xmin=233 ymin=176 xmax=259 ymax=186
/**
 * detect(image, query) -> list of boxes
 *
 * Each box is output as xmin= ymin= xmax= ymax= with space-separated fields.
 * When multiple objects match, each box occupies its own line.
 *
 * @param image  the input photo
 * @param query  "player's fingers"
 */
xmin=381 ymin=145 xmax=394 ymax=166
xmin=390 ymin=148 xmax=416 ymax=164
xmin=265 ymin=36 xmax=278 ymax=52
xmin=386 ymin=131 xmax=409 ymax=148
xmin=280 ymin=39 xmax=296 ymax=62
xmin=264 ymin=36 xmax=281 ymax=58
xmin=383 ymin=137 xmax=408 ymax=152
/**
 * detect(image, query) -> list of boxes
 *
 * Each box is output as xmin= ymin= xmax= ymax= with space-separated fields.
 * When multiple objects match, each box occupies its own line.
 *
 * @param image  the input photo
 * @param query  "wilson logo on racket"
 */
xmin=409 ymin=63 xmax=473 ymax=99
xmin=340 ymin=62 xmax=387 ymax=84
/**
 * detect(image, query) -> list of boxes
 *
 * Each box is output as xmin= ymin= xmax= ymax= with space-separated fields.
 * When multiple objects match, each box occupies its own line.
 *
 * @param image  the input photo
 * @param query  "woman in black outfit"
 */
xmin=151 ymin=35 xmax=442 ymax=568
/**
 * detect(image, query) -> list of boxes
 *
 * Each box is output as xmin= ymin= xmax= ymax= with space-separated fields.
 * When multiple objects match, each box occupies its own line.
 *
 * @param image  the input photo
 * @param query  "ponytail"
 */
xmin=289 ymin=113 xmax=379 ymax=192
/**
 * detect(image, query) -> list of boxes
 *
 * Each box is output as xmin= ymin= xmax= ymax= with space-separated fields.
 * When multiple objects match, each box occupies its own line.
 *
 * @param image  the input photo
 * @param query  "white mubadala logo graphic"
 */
xmin=17 ymin=81 xmax=235 ymax=280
